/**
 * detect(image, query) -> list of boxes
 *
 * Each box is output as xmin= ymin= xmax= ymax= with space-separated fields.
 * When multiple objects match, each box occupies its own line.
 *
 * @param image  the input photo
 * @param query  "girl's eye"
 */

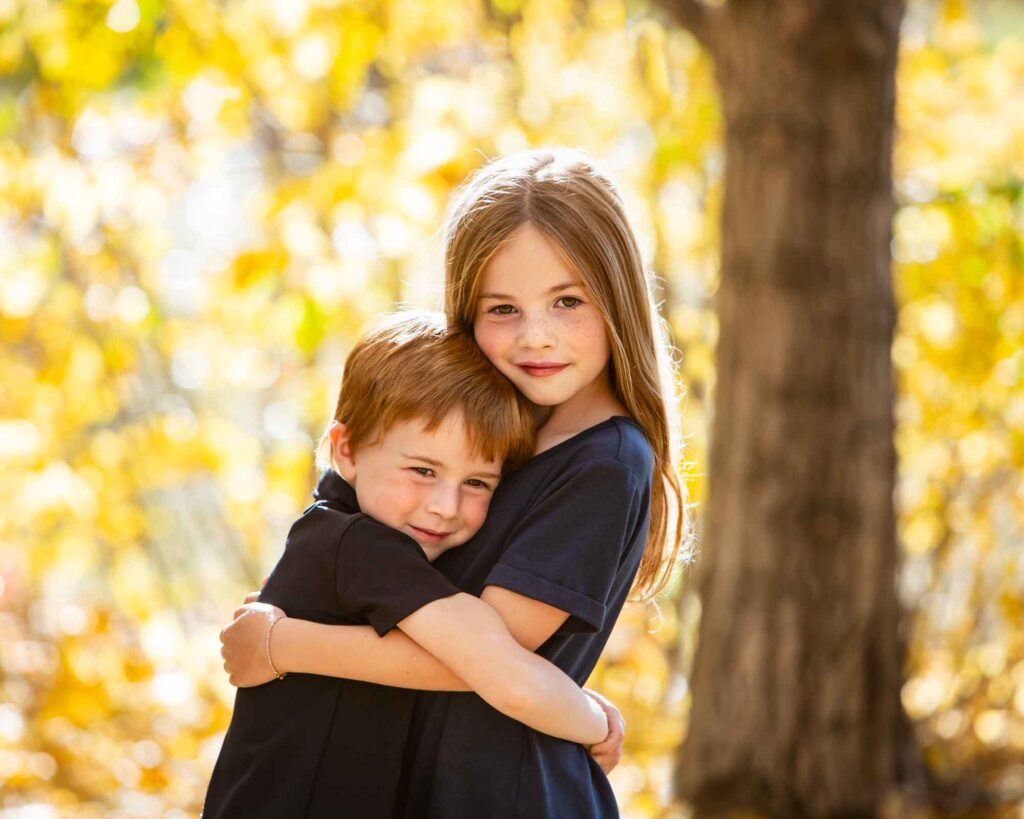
xmin=555 ymin=296 xmax=582 ymax=309
xmin=488 ymin=304 xmax=517 ymax=316
xmin=410 ymin=467 xmax=435 ymax=478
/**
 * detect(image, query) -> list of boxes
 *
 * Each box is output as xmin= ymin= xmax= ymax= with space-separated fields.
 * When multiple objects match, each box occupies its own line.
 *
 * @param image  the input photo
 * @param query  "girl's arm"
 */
xmin=286 ymin=590 xmax=567 ymax=681
xmin=479 ymin=585 xmax=570 ymax=650
xmin=222 ymin=597 xmax=607 ymax=745
xmin=231 ymin=463 xmax=636 ymax=691
xmin=222 ymin=603 xmax=624 ymax=770
xmin=225 ymin=590 xmax=571 ymax=690
xmin=220 ymin=601 xmax=466 ymax=691
xmin=272 ymin=617 xmax=470 ymax=691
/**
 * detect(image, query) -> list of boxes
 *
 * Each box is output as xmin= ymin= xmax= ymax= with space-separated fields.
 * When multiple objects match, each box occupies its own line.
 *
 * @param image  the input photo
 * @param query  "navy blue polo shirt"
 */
xmin=201 ymin=480 xmax=459 ymax=819
xmin=318 ymin=415 xmax=654 ymax=818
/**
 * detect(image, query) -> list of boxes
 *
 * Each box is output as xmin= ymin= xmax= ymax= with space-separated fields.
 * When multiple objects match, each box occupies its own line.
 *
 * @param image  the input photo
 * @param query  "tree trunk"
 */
xmin=657 ymin=2 xmax=907 ymax=816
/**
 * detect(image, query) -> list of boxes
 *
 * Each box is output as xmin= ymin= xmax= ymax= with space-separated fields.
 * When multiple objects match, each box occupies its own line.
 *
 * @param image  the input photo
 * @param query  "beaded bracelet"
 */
xmin=266 ymin=616 xmax=287 ymax=680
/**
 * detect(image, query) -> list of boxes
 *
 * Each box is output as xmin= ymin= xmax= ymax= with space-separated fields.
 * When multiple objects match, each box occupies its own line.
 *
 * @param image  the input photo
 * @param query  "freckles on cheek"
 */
xmin=569 ymin=313 xmax=610 ymax=350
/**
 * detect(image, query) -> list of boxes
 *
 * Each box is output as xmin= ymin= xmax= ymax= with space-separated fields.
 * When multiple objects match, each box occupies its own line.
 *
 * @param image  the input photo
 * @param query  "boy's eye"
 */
xmin=464 ymin=478 xmax=493 ymax=490
xmin=555 ymin=296 xmax=582 ymax=309
xmin=488 ymin=304 xmax=517 ymax=316
xmin=410 ymin=467 xmax=435 ymax=478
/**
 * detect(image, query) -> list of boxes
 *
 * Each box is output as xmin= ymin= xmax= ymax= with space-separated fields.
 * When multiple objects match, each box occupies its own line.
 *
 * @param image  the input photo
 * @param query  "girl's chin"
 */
xmin=501 ymin=369 xmax=580 ymax=407
xmin=516 ymin=386 xmax=573 ymax=407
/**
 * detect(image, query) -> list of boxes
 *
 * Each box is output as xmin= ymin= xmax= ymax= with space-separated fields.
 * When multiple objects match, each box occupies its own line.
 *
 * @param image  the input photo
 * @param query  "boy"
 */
xmin=202 ymin=312 xmax=611 ymax=818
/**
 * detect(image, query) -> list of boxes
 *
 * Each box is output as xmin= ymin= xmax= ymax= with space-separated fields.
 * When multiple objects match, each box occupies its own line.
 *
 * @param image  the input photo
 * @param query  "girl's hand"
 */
xmin=583 ymin=688 xmax=625 ymax=774
xmin=219 ymin=602 xmax=286 ymax=687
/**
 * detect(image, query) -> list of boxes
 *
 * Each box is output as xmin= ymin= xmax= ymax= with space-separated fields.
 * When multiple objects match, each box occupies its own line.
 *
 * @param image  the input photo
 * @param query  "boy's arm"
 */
xmin=221 ymin=597 xmax=608 ymax=745
xmin=395 ymin=592 xmax=608 ymax=745
xmin=222 ymin=591 xmax=573 ymax=692
xmin=282 ymin=592 xmax=569 ymax=682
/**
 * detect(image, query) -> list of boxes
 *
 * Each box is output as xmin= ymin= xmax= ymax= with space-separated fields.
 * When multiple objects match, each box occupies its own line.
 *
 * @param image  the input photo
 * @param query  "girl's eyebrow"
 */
xmin=478 ymin=282 xmax=579 ymax=299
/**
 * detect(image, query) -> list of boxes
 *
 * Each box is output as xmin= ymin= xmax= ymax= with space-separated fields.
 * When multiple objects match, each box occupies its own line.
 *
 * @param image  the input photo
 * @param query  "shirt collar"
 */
xmin=312 ymin=469 xmax=360 ymax=513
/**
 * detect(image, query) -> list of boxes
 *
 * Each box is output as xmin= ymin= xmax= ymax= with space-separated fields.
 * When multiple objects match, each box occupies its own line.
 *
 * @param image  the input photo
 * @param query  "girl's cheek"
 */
xmin=560 ymin=308 xmax=599 ymax=335
xmin=472 ymin=321 xmax=509 ymax=362
xmin=571 ymin=316 xmax=611 ymax=358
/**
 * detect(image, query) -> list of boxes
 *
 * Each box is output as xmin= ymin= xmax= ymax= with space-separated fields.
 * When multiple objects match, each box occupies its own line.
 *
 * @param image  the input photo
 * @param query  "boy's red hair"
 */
xmin=316 ymin=312 xmax=536 ymax=475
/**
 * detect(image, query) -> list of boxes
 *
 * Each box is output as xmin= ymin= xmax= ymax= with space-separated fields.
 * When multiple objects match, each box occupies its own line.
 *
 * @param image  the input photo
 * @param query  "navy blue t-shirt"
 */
xmin=202 ymin=480 xmax=459 ymax=819
xmin=318 ymin=415 xmax=654 ymax=818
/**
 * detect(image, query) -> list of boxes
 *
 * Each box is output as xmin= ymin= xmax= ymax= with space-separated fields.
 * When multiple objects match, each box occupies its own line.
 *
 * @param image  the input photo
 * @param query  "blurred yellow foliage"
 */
xmin=0 ymin=0 xmax=1022 ymax=816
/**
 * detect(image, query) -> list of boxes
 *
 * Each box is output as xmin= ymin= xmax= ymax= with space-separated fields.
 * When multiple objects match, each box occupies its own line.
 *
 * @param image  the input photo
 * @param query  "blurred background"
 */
xmin=0 ymin=0 xmax=1022 ymax=816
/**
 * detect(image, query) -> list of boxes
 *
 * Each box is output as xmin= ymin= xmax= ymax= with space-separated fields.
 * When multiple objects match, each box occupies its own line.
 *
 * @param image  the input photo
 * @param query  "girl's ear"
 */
xmin=329 ymin=421 xmax=357 ymax=482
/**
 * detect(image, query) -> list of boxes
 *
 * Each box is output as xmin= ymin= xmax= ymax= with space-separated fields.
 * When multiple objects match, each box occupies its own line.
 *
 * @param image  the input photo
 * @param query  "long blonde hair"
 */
xmin=443 ymin=148 xmax=690 ymax=598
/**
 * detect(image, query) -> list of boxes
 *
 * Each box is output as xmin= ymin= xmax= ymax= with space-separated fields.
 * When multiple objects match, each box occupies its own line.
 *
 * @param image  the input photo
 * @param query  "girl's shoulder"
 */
xmin=531 ymin=415 xmax=653 ymax=492
xmin=576 ymin=415 xmax=652 ymax=475
xmin=607 ymin=415 xmax=654 ymax=476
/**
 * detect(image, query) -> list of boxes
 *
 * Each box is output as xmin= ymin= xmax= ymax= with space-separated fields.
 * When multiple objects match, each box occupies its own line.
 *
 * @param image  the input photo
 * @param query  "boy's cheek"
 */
xmin=363 ymin=483 xmax=419 ymax=524
xmin=464 ymin=497 xmax=493 ymax=536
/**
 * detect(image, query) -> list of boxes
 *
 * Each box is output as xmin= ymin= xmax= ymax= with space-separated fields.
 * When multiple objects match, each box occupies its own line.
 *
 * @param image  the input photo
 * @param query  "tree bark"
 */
xmin=658 ymin=1 xmax=907 ymax=816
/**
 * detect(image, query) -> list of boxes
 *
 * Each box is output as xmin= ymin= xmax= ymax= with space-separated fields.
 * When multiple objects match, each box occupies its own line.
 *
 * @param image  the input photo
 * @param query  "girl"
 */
xmin=204 ymin=315 xmax=622 ymax=819
xmin=220 ymin=148 xmax=687 ymax=817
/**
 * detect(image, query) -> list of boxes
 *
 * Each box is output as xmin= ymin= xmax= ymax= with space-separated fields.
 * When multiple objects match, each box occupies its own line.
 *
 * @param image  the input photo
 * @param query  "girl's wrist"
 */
xmin=268 ymin=616 xmax=293 ymax=676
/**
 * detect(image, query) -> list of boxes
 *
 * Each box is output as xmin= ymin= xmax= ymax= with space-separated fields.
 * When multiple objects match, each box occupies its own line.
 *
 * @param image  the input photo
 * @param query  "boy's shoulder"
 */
xmin=292 ymin=499 xmax=365 ymax=543
xmin=296 ymin=500 xmax=426 ymax=560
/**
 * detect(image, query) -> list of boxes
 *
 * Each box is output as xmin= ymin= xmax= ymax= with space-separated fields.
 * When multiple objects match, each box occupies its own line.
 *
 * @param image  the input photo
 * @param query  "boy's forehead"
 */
xmin=380 ymin=415 xmax=502 ymax=471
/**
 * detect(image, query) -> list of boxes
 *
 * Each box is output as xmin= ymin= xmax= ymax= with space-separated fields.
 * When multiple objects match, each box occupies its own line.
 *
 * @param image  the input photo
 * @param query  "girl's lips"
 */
xmin=517 ymin=362 xmax=568 ymax=377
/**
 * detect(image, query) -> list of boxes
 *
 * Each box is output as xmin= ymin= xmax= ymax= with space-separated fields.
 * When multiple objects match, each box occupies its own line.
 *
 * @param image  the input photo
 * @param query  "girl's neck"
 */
xmin=534 ymin=371 xmax=629 ymax=454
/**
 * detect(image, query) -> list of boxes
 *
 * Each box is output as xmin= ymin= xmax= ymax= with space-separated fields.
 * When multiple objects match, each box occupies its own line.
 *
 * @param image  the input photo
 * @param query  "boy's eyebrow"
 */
xmin=478 ymin=282 xmax=578 ymax=300
xmin=402 ymin=453 xmax=502 ymax=479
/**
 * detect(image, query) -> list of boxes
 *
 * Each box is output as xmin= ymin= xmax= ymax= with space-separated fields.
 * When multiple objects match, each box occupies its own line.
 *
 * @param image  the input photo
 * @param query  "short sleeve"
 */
xmin=336 ymin=517 xmax=460 ymax=637
xmin=485 ymin=459 xmax=642 ymax=635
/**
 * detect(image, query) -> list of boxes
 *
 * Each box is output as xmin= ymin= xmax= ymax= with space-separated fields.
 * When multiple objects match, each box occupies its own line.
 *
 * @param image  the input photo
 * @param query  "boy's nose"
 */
xmin=425 ymin=484 xmax=460 ymax=520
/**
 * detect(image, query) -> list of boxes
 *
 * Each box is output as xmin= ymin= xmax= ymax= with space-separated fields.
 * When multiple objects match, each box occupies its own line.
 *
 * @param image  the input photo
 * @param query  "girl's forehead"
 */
xmin=479 ymin=264 xmax=581 ymax=296
xmin=479 ymin=226 xmax=582 ymax=296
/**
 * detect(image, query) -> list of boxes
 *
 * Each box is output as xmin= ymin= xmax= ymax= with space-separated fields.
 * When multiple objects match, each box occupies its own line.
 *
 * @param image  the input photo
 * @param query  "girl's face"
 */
xmin=473 ymin=222 xmax=614 ymax=410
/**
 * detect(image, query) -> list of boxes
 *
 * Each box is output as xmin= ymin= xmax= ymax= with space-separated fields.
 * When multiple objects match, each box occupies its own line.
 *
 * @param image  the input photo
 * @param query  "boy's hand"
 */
xmin=583 ymin=688 xmax=625 ymax=774
xmin=219 ymin=602 xmax=286 ymax=687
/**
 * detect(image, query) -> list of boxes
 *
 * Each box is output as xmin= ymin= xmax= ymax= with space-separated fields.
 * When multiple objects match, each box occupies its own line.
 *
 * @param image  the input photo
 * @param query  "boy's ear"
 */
xmin=329 ymin=421 xmax=357 ymax=482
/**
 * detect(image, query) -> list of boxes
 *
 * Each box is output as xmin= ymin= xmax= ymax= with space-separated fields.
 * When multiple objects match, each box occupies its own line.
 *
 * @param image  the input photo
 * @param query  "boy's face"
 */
xmin=331 ymin=413 xmax=502 ymax=561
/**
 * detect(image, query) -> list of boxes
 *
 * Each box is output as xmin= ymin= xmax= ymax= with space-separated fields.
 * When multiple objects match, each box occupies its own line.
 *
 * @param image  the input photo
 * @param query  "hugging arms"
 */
xmin=221 ymin=561 xmax=626 ymax=769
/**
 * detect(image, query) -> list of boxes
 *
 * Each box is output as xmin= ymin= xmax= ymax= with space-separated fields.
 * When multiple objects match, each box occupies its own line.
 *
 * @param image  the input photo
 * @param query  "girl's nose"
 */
xmin=517 ymin=313 xmax=556 ymax=349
